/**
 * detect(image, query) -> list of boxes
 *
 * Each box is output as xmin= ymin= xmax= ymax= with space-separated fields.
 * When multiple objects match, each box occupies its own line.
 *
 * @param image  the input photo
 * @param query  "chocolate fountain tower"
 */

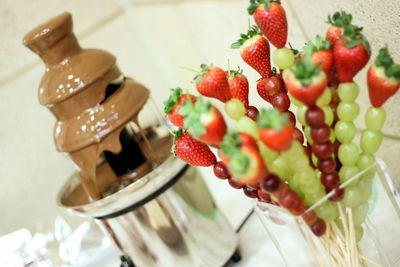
xmin=23 ymin=12 xmax=238 ymax=267
xmin=23 ymin=12 xmax=153 ymax=200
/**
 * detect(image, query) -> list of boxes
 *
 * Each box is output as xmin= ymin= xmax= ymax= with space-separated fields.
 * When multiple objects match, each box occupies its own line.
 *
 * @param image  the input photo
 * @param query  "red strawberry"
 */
xmin=179 ymin=97 xmax=227 ymax=147
xmin=257 ymin=68 xmax=284 ymax=102
xmin=300 ymin=36 xmax=333 ymax=76
xmin=193 ymin=64 xmax=231 ymax=102
xmin=248 ymin=0 xmax=287 ymax=48
xmin=172 ymin=129 xmax=216 ymax=167
xmin=231 ymin=26 xmax=271 ymax=78
xmin=227 ymin=67 xmax=249 ymax=107
xmin=220 ymin=132 xmax=268 ymax=187
xmin=284 ymin=55 xmax=328 ymax=106
xmin=367 ymin=47 xmax=400 ymax=107
xmin=163 ymin=88 xmax=196 ymax=128
xmin=333 ymin=25 xmax=370 ymax=82
xmin=326 ymin=11 xmax=352 ymax=46
xmin=257 ymin=108 xmax=294 ymax=151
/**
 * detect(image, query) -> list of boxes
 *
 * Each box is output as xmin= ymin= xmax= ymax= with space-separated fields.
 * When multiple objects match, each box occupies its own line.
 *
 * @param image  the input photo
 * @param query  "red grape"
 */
xmin=272 ymin=180 xmax=289 ymax=199
xmin=271 ymin=92 xmax=290 ymax=112
xmin=311 ymin=218 xmax=327 ymax=236
xmin=329 ymin=187 xmax=344 ymax=201
xmin=292 ymin=128 xmax=304 ymax=144
xmin=279 ymin=190 xmax=300 ymax=209
xmin=243 ymin=186 xmax=258 ymax=198
xmin=260 ymin=174 xmax=281 ymax=193
xmin=317 ymin=158 xmax=336 ymax=173
xmin=257 ymin=189 xmax=272 ymax=202
xmin=284 ymin=110 xmax=296 ymax=127
xmin=302 ymin=210 xmax=317 ymax=226
xmin=312 ymin=141 xmax=333 ymax=159
xmin=321 ymin=172 xmax=339 ymax=188
xmin=246 ymin=106 xmax=259 ymax=121
xmin=289 ymin=200 xmax=307 ymax=216
xmin=310 ymin=125 xmax=330 ymax=143
xmin=264 ymin=76 xmax=283 ymax=96
xmin=228 ymin=178 xmax=245 ymax=189
xmin=306 ymin=106 xmax=325 ymax=128
xmin=213 ymin=161 xmax=230 ymax=179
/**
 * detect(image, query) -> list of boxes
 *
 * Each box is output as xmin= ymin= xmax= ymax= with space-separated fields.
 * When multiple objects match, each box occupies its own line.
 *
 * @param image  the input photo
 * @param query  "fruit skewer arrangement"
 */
xmin=163 ymin=0 xmax=400 ymax=263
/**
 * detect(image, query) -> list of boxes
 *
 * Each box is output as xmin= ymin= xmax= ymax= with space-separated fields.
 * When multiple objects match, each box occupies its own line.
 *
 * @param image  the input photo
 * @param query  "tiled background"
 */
xmin=1 ymin=0 xmax=400 ymax=236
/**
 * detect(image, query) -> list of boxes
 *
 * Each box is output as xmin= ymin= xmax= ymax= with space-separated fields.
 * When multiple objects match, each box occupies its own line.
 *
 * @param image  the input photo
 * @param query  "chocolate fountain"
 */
xmin=23 ymin=12 xmax=238 ymax=266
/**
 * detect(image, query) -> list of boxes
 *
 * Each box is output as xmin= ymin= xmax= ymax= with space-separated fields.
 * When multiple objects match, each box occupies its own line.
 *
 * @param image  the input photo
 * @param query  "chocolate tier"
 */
xmin=23 ymin=12 xmax=152 ymax=200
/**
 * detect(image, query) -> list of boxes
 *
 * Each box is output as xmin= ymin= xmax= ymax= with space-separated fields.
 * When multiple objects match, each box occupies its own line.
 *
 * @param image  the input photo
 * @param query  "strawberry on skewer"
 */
xmin=220 ymin=131 xmax=268 ymax=188
xmin=227 ymin=67 xmax=250 ymax=107
xmin=367 ymin=47 xmax=400 ymax=107
xmin=231 ymin=25 xmax=271 ymax=78
xmin=179 ymin=97 xmax=227 ymax=147
xmin=300 ymin=36 xmax=333 ymax=77
xmin=248 ymin=0 xmax=287 ymax=49
xmin=172 ymin=129 xmax=217 ymax=167
xmin=190 ymin=64 xmax=231 ymax=103
xmin=334 ymin=24 xmax=370 ymax=83
xmin=326 ymin=11 xmax=353 ymax=47
xmin=163 ymin=88 xmax=196 ymax=128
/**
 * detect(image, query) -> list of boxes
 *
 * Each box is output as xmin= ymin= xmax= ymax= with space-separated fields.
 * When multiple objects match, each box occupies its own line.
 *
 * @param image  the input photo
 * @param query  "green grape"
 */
xmin=360 ymin=130 xmax=383 ymax=154
xmin=322 ymin=106 xmax=334 ymax=126
xmin=356 ymin=153 xmax=376 ymax=180
xmin=225 ymin=99 xmax=245 ymax=120
xmin=342 ymin=185 xmax=363 ymax=208
xmin=288 ymin=93 xmax=304 ymax=107
xmin=338 ymin=82 xmax=359 ymax=102
xmin=291 ymin=155 xmax=310 ymax=172
xmin=329 ymin=129 xmax=336 ymax=143
xmin=304 ymin=126 xmax=313 ymax=145
xmin=289 ymin=175 xmax=301 ymax=194
xmin=305 ymin=190 xmax=326 ymax=205
xmin=258 ymin=141 xmax=279 ymax=163
xmin=338 ymin=142 xmax=359 ymax=166
xmin=359 ymin=179 xmax=372 ymax=203
xmin=236 ymin=116 xmax=259 ymax=140
xmin=334 ymin=121 xmax=356 ymax=143
xmin=316 ymin=87 xmax=332 ymax=107
xmin=281 ymin=141 xmax=304 ymax=162
xmin=272 ymin=47 xmax=295 ymax=69
xmin=270 ymin=156 xmax=292 ymax=180
xmin=294 ymin=168 xmax=316 ymax=186
xmin=355 ymin=225 xmax=364 ymax=243
xmin=352 ymin=203 xmax=369 ymax=226
xmin=301 ymin=179 xmax=322 ymax=195
xmin=365 ymin=106 xmax=386 ymax=131
xmin=337 ymin=102 xmax=360 ymax=122
xmin=339 ymin=166 xmax=360 ymax=187
xmin=315 ymin=201 xmax=338 ymax=223
xmin=297 ymin=105 xmax=308 ymax=125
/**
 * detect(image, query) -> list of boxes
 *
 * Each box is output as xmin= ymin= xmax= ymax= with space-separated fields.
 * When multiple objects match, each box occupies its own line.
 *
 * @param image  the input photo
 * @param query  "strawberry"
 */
xmin=300 ymin=36 xmax=333 ymax=76
xmin=257 ymin=108 xmax=294 ymax=151
xmin=220 ymin=131 xmax=268 ymax=187
xmin=257 ymin=67 xmax=284 ymax=102
xmin=367 ymin=47 xmax=400 ymax=107
xmin=193 ymin=64 xmax=231 ymax=102
xmin=326 ymin=11 xmax=352 ymax=46
xmin=248 ymin=0 xmax=287 ymax=48
xmin=333 ymin=24 xmax=370 ymax=82
xmin=227 ymin=67 xmax=249 ymax=107
xmin=163 ymin=88 xmax=196 ymax=128
xmin=284 ymin=55 xmax=328 ymax=106
xmin=231 ymin=25 xmax=271 ymax=78
xmin=179 ymin=96 xmax=227 ymax=147
xmin=172 ymin=129 xmax=216 ymax=167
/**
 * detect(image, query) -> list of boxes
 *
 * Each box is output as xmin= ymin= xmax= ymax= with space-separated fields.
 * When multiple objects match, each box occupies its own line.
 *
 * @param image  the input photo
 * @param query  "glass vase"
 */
xmin=255 ymin=158 xmax=400 ymax=267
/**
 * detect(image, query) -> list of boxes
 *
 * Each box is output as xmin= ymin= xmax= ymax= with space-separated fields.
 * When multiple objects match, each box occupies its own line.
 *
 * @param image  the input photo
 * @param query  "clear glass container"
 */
xmin=255 ymin=159 xmax=400 ymax=267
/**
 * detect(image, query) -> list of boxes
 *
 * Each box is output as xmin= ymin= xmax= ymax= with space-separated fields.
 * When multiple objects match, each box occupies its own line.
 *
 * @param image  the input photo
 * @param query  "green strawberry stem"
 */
xmin=291 ymin=54 xmax=322 ymax=86
xmin=375 ymin=47 xmax=400 ymax=80
xmin=327 ymin=11 xmax=352 ymax=27
xmin=303 ymin=35 xmax=331 ymax=55
xmin=220 ymin=131 xmax=249 ymax=175
xmin=179 ymin=66 xmax=202 ymax=74
xmin=170 ymin=128 xmax=185 ymax=154
xmin=258 ymin=108 xmax=289 ymax=131
xmin=231 ymin=25 xmax=262 ymax=49
xmin=163 ymin=87 xmax=182 ymax=114
xmin=178 ymin=96 xmax=210 ymax=137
